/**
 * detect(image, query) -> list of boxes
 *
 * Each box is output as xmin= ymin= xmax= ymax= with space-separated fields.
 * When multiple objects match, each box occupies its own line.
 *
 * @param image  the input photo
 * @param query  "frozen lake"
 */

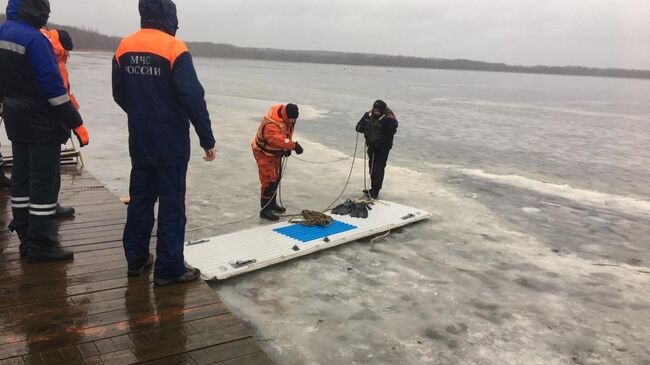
xmin=14 ymin=51 xmax=649 ymax=364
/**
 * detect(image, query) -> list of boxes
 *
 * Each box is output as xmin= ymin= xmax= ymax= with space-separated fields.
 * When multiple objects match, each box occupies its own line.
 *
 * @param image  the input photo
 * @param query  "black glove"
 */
xmin=294 ymin=142 xmax=304 ymax=155
xmin=356 ymin=116 xmax=368 ymax=133
xmin=283 ymin=150 xmax=292 ymax=157
xmin=332 ymin=199 xmax=354 ymax=215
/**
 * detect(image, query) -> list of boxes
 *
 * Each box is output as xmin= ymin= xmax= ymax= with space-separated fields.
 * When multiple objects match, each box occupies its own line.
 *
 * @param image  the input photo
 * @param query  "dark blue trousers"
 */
xmin=123 ymin=163 xmax=188 ymax=280
xmin=9 ymin=143 xmax=61 ymax=242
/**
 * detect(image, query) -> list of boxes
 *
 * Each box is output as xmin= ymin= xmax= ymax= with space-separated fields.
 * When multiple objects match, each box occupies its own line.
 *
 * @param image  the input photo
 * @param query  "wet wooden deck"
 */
xmin=0 ymin=167 xmax=273 ymax=364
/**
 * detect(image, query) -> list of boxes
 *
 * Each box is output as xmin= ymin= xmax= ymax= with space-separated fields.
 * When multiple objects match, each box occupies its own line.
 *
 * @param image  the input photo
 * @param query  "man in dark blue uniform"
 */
xmin=0 ymin=0 xmax=90 ymax=262
xmin=113 ymin=0 xmax=217 ymax=286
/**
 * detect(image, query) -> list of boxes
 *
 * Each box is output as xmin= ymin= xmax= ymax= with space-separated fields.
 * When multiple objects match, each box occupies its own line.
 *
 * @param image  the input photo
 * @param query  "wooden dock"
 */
xmin=0 ymin=167 xmax=273 ymax=364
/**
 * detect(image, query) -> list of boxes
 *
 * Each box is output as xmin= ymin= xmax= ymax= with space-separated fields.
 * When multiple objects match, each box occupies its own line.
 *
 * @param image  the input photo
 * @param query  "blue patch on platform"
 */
xmin=274 ymin=220 xmax=358 ymax=243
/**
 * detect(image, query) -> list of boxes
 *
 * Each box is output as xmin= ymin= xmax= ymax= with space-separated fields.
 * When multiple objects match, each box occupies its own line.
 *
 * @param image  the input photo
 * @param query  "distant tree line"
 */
xmin=1 ymin=14 xmax=121 ymax=50
xmin=2 ymin=14 xmax=649 ymax=80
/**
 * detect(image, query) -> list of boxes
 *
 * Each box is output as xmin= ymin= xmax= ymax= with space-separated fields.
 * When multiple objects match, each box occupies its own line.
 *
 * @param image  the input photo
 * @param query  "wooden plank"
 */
xmin=0 ymin=168 xmax=272 ymax=364
xmin=21 ymin=320 xmax=257 ymax=365
xmin=0 ymin=210 xmax=127 ymax=228
xmin=0 ymin=285 xmax=224 ymax=344
xmin=1 ymin=279 xmax=156 ymax=318
xmin=1 ymin=191 xmax=120 ymax=211
xmin=0 ymin=249 xmax=126 ymax=276
xmin=139 ymin=338 xmax=265 ymax=365
xmin=4 ymin=229 xmax=130 ymax=248
xmin=214 ymin=352 xmax=274 ymax=365
xmin=0 ymin=241 xmax=124 ymax=263
xmin=0 ymin=266 xmax=135 ymax=298
xmin=0 ymin=307 xmax=237 ymax=359
xmin=0 ymin=257 xmax=128 ymax=284
xmin=1 ymin=239 xmax=126 ymax=262
xmin=0 ymin=282 xmax=215 ymax=332
xmin=95 ymin=317 xmax=252 ymax=364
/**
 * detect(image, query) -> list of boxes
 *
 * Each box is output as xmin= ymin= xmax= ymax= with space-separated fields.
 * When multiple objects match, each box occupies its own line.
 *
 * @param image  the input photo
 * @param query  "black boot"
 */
xmin=260 ymin=198 xmax=279 ymax=221
xmin=270 ymin=195 xmax=286 ymax=213
xmin=154 ymin=267 xmax=201 ymax=286
xmin=362 ymin=189 xmax=379 ymax=199
xmin=54 ymin=203 xmax=75 ymax=218
xmin=27 ymin=239 xmax=74 ymax=263
xmin=127 ymin=253 xmax=154 ymax=277
xmin=0 ymin=173 xmax=10 ymax=189
xmin=9 ymin=225 xmax=29 ymax=258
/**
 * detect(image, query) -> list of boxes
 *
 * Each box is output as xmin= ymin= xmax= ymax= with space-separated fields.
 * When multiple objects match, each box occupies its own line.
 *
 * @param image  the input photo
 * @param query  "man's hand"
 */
xmin=203 ymin=147 xmax=217 ymax=161
xmin=73 ymin=125 xmax=90 ymax=147
xmin=294 ymin=142 xmax=304 ymax=155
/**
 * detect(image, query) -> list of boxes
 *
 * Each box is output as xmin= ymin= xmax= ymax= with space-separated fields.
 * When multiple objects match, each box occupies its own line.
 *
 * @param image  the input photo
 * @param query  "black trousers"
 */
xmin=123 ymin=163 xmax=188 ymax=280
xmin=9 ymin=143 xmax=61 ymax=242
xmin=367 ymin=145 xmax=391 ymax=194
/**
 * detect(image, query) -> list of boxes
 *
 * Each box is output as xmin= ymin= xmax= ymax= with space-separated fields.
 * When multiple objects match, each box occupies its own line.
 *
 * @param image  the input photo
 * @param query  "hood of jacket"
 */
xmin=6 ymin=0 xmax=50 ymax=28
xmin=139 ymin=0 xmax=178 ymax=36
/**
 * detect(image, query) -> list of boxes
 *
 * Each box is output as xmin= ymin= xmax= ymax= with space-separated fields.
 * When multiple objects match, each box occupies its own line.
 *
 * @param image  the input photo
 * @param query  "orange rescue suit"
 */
xmin=252 ymin=104 xmax=296 ymax=198
xmin=41 ymin=28 xmax=79 ymax=109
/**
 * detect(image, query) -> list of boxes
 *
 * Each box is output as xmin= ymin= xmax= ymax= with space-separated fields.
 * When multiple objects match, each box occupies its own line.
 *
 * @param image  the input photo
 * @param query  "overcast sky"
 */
xmin=38 ymin=0 xmax=650 ymax=69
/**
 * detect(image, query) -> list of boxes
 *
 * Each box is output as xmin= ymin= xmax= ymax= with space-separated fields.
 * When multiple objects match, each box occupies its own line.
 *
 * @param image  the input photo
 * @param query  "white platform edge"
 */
xmin=185 ymin=200 xmax=432 ymax=281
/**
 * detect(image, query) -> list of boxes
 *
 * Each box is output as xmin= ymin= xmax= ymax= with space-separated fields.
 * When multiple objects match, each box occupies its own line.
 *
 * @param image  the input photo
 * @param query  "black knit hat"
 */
xmin=285 ymin=103 xmax=299 ymax=119
xmin=57 ymin=30 xmax=73 ymax=51
xmin=373 ymin=100 xmax=387 ymax=113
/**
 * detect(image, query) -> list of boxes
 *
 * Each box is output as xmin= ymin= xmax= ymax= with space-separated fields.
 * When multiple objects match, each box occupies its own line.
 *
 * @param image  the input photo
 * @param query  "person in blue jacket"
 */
xmin=112 ymin=0 xmax=217 ymax=286
xmin=0 ymin=0 xmax=90 ymax=262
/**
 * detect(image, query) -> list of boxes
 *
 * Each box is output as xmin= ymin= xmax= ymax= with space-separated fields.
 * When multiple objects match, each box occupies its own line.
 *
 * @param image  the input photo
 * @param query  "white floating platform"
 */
xmin=184 ymin=200 xmax=432 ymax=280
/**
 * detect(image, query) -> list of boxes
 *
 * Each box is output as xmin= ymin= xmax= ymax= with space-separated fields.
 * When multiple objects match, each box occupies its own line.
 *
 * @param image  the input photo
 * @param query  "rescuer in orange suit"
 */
xmin=252 ymin=103 xmax=303 ymax=221
xmin=40 ymin=28 xmax=78 ymax=218
xmin=41 ymin=28 xmax=79 ymax=109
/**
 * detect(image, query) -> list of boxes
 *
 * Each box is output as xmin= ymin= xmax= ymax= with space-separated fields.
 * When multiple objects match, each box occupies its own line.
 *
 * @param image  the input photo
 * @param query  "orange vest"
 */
xmin=41 ymin=28 xmax=79 ymax=109
xmin=252 ymin=104 xmax=295 ymax=156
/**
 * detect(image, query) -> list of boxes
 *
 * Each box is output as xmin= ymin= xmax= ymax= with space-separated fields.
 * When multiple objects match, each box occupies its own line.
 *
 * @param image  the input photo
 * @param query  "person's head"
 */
xmin=285 ymin=103 xmax=299 ymax=123
xmin=279 ymin=103 xmax=299 ymax=124
xmin=372 ymin=99 xmax=387 ymax=117
xmin=7 ymin=0 xmax=50 ymax=28
xmin=57 ymin=30 xmax=74 ymax=54
xmin=139 ymin=0 xmax=179 ymax=36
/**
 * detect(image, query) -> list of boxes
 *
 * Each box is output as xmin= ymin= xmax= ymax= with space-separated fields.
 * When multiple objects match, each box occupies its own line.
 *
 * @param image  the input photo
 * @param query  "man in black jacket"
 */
xmin=355 ymin=100 xmax=398 ymax=199
xmin=0 ymin=0 xmax=90 ymax=262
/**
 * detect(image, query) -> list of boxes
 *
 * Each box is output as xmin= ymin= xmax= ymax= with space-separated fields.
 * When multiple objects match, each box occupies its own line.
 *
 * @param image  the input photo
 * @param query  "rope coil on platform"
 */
xmin=61 ymin=178 xmax=106 ymax=189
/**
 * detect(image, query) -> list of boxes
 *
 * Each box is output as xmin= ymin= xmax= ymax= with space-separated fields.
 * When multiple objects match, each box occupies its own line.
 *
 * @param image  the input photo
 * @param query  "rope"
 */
xmin=277 ymin=156 xmax=288 ymax=210
xmin=370 ymin=229 xmax=391 ymax=242
xmin=186 ymin=156 xmax=289 ymax=233
xmin=61 ymin=178 xmax=105 ymax=189
xmin=290 ymin=155 xmax=350 ymax=164
xmin=187 ymin=132 xmax=363 ymax=232
xmin=277 ymin=131 xmax=362 ymax=218
xmin=363 ymin=144 xmax=376 ymax=199
xmin=321 ymin=132 xmax=362 ymax=212
xmin=288 ymin=210 xmax=333 ymax=226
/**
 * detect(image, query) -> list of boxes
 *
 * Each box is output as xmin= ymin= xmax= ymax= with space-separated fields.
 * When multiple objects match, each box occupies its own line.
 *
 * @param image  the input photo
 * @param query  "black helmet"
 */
xmin=372 ymin=100 xmax=387 ymax=114
xmin=58 ymin=30 xmax=74 ymax=51
xmin=285 ymin=103 xmax=299 ymax=119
